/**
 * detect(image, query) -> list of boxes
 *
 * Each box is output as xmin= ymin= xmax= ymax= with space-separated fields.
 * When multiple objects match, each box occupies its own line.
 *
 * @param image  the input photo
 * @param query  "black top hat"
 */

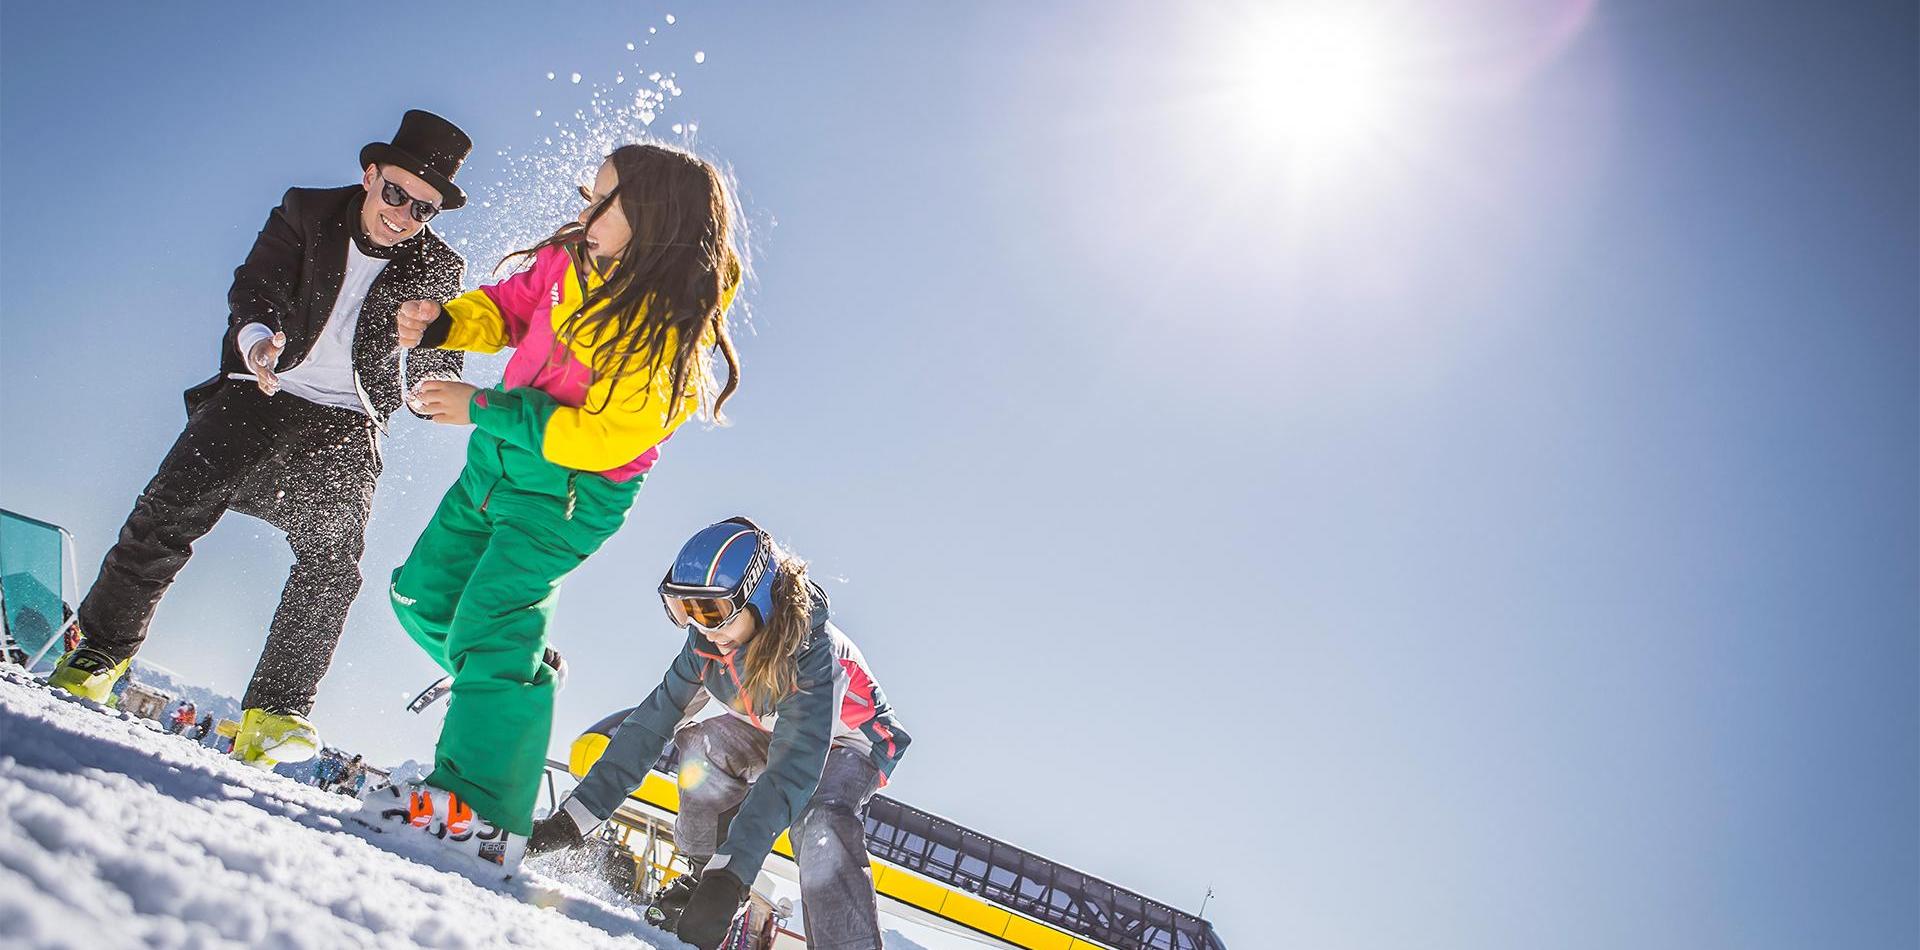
xmin=359 ymin=109 xmax=472 ymax=211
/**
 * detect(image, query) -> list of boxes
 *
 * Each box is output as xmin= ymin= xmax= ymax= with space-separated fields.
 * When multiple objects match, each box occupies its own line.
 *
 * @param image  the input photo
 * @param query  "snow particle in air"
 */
xmin=665 ymin=14 xmax=676 ymax=24
xmin=546 ymin=72 xmax=555 ymax=80
xmin=626 ymin=42 xmax=636 ymax=50
xmin=694 ymin=51 xmax=705 ymax=64
xmin=570 ymin=72 xmax=582 ymax=84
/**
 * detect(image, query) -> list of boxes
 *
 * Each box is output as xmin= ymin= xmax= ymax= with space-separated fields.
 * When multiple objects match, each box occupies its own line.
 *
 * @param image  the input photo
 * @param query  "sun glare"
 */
xmin=1218 ymin=6 xmax=1415 ymax=175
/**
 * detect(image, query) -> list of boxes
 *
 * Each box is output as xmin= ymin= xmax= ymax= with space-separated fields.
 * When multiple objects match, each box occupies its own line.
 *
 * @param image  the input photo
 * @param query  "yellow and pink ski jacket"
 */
xmin=431 ymin=244 xmax=729 ymax=480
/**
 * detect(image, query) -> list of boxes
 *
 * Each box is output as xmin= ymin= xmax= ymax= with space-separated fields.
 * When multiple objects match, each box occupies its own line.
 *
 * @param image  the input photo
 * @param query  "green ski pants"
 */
xmin=389 ymin=434 xmax=641 ymax=835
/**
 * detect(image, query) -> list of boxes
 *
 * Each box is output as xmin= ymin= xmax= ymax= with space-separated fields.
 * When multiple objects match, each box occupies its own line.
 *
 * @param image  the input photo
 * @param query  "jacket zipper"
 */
xmin=719 ymin=652 xmax=761 ymax=725
xmin=696 ymin=648 xmax=762 ymax=726
xmin=478 ymin=442 xmax=507 ymax=513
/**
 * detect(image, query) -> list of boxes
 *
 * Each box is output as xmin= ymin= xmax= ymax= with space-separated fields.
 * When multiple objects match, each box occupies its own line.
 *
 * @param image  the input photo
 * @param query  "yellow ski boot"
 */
xmin=232 ymin=707 xmax=321 ymax=768
xmin=46 ymin=647 xmax=130 ymax=703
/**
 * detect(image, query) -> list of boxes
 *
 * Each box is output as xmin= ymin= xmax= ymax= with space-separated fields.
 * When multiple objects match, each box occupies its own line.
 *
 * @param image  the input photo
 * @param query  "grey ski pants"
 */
xmin=673 ymin=714 xmax=884 ymax=950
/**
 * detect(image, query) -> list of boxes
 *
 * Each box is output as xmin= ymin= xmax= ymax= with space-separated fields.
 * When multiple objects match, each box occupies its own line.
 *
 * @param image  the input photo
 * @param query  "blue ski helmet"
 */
xmin=659 ymin=517 xmax=778 ymax=627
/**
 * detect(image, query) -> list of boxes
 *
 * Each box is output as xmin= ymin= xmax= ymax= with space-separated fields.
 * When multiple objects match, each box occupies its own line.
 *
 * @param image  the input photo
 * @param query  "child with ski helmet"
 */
xmin=529 ymin=518 xmax=910 ymax=950
xmin=369 ymin=143 xmax=747 ymax=871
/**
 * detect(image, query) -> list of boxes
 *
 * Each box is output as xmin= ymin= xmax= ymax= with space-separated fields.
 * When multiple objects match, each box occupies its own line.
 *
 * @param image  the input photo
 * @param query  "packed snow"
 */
xmin=0 ymin=667 xmax=970 ymax=949
xmin=0 ymin=667 xmax=677 ymax=950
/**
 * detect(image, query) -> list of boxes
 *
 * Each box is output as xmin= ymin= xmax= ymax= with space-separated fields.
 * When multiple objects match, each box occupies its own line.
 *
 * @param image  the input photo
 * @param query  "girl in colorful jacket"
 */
xmin=371 ymin=143 xmax=746 ymax=870
xmin=528 ymin=518 xmax=910 ymax=950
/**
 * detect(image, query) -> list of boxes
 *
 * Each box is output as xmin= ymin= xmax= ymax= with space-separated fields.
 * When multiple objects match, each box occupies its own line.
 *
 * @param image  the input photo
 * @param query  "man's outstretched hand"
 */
xmin=246 ymin=332 xmax=286 ymax=395
xmin=411 ymin=379 xmax=478 ymax=425
xmin=396 ymin=300 xmax=441 ymax=348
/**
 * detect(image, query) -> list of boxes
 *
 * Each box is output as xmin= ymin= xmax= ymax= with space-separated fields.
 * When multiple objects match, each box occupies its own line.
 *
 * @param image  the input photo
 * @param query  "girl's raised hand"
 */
xmin=411 ymin=379 xmax=478 ymax=425
xmin=396 ymin=300 xmax=441 ymax=348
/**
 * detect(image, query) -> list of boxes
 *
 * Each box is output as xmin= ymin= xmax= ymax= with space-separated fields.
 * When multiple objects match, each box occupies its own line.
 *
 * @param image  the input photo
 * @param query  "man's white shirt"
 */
xmin=235 ymin=237 xmax=388 ymax=414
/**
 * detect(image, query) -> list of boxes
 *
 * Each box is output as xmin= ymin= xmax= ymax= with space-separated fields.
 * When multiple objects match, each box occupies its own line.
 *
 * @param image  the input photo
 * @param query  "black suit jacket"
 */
xmin=184 ymin=185 xmax=466 ymax=429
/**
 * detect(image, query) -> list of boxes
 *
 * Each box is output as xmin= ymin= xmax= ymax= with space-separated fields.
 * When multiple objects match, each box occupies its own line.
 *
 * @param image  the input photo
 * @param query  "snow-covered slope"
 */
xmin=0 ymin=666 xmax=679 ymax=950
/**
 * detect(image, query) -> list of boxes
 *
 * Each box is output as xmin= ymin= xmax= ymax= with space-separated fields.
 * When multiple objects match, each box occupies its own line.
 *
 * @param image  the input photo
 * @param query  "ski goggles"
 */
xmin=659 ymin=590 xmax=746 ymax=631
xmin=658 ymin=538 xmax=770 ymax=631
xmin=379 ymin=176 xmax=442 ymax=223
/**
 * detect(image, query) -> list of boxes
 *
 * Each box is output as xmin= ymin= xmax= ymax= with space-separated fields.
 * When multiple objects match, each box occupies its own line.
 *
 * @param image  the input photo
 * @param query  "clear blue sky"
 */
xmin=2 ymin=2 xmax=1913 ymax=947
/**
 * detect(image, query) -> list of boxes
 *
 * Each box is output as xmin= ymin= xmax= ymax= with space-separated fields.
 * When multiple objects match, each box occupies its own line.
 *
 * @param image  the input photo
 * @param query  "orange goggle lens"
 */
xmin=662 ymin=594 xmax=739 ymax=630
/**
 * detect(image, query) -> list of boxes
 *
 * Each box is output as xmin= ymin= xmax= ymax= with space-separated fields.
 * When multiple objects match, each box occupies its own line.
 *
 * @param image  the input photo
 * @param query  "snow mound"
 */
xmin=0 ymin=668 xmax=680 ymax=949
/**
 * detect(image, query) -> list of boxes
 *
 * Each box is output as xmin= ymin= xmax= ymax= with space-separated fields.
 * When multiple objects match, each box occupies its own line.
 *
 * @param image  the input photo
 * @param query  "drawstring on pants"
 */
xmin=564 ymin=473 xmax=577 ymax=521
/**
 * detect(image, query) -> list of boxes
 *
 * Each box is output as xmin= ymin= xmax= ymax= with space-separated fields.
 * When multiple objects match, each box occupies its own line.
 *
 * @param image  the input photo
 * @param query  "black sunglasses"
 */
xmin=380 ymin=176 xmax=441 ymax=223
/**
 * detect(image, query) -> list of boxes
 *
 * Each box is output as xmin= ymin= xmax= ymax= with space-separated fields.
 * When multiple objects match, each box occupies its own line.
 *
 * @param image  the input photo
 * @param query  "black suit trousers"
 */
xmin=76 ymin=382 xmax=380 ymax=715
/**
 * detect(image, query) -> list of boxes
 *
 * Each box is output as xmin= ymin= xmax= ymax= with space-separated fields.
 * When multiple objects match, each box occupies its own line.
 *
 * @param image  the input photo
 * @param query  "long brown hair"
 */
xmin=739 ymin=552 xmax=813 ymax=714
xmin=504 ymin=143 xmax=745 ymax=419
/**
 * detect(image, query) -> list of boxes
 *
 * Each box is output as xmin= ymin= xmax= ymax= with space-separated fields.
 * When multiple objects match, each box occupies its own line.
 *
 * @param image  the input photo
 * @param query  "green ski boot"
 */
xmin=232 ymin=707 xmax=321 ymax=768
xmin=46 ymin=647 xmax=130 ymax=703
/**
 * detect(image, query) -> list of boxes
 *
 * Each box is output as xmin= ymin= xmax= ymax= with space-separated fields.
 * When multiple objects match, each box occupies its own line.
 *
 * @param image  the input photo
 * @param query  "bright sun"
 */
xmin=1216 ymin=5 xmax=1415 ymax=176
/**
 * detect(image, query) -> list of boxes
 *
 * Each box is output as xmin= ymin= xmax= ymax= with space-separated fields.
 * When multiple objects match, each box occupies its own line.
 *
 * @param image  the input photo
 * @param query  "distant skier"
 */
xmin=314 ymin=753 xmax=343 ymax=791
xmin=169 ymin=701 xmax=197 ymax=736
xmin=362 ymin=143 xmax=747 ymax=874
xmin=527 ymin=519 xmax=910 ymax=950
xmin=47 ymin=111 xmax=473 ymax=771
xmin=192 ymin=714 xmax=214 ymax=742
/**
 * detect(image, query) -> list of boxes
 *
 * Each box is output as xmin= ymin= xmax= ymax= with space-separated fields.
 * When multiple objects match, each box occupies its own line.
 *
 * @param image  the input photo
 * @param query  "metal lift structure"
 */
xmin=558 ymin=708 xmax=1228 ymax=950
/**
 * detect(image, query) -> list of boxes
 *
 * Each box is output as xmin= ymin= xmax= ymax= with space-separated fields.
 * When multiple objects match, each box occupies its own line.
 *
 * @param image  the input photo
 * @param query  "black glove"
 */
xmin=528 ymin=809 xmax=585 ymax=855
xmin=674 ymin=867 xmax=749 ymax=950
xmin=542 ymin=646 xmax=568 ymax=690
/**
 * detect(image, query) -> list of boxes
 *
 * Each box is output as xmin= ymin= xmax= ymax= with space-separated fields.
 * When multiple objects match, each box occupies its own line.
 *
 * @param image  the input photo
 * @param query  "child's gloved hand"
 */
xmin=528 ymin=810 xmax=584 ymax=855
xmin=542 ymin=647 xmax=568 ymax=690
xmin=674 ymin=868 xmax=749 ymax=950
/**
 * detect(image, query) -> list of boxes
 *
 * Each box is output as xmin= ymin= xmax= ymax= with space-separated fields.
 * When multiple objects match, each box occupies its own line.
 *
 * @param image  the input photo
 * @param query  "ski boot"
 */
xmin=46 ymin=646 xmax=130 ymax=703
xmin=358 ymin=779 xmax=527 ymax=874
xmin=231 ymin=707 xmax=321 ymax=768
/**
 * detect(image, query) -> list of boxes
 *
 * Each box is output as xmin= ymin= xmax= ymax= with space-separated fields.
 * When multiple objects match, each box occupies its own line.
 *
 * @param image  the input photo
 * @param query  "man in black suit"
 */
xmin=50 ymin=111 xmax=474 ymax=768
